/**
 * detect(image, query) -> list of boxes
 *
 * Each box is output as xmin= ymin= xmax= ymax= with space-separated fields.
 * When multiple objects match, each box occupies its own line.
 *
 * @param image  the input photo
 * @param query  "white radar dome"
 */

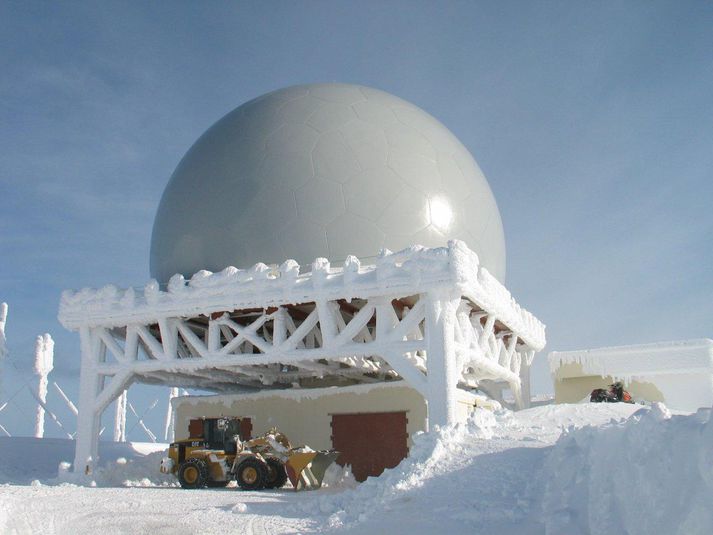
xmin=150 ymin=83 xmax=506 ymax=283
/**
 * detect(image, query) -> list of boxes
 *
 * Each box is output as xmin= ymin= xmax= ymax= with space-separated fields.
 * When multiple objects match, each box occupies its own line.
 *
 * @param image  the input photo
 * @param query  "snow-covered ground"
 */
xmin=1 ymin=402 xmax=711 ymax=535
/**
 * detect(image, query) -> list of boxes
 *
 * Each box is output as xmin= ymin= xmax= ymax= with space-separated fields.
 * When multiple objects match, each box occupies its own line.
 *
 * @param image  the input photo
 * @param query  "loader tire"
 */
xmin=265 ymin=458 xmax=288 ymax=489
xmin=178 ymin=458 xmax=209 ymax=489
xmin=235 ymin=458 xmax=268 ymax=491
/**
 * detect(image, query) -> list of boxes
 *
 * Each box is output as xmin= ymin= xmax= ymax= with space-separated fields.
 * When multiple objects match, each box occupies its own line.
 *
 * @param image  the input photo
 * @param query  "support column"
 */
xmin=0 ymin=302 xmax=7 ymax=358
xmin=0 ymin=302 xmax=8 ymax=397
xmin=315 ymin=300 xmax=338 ymax=348
xmin=114 ymin=390 xmax=127 ymax=442
xmin=272 ymin=307 xmax=287 ymax=346
xmin=163 ymin=387 xmax=178 ymax=442
xmin=73 ymin=326 xmax=103 ymax=474
xmin=424 ymin=292 xmax=460 ymax=428
xmin=519 ymin=349 xmax=535 ymax=409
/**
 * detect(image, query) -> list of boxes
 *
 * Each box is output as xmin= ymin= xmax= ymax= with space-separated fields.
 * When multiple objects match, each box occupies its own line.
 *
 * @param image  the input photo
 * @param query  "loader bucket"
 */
xmin=285 ymin=450 xmax=340 ymax=491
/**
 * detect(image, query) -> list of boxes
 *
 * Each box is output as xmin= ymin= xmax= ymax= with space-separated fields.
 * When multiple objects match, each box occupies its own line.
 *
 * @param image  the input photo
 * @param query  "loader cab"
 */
xmin=187 ymin=417 xmax=250 ymax=453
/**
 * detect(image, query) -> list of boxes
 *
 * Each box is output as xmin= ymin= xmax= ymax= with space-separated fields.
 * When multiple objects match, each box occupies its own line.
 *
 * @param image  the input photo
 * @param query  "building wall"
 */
xmin=174 ymin=383 xmax=481 ymax=450
xmin=175 ymin=383 xmax=425 ymax=450
xmin=647 ymin=373 xmax=713 ymax=412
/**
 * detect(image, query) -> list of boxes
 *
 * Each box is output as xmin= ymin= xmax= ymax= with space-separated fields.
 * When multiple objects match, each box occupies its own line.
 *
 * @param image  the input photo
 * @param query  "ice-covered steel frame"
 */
xmin=59 ymin=241 xmax=545 ymax=474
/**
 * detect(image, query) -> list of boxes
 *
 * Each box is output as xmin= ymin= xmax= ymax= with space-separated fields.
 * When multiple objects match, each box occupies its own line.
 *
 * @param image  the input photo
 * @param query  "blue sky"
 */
xmin=1 ymin=2 xmax=712 ymax=435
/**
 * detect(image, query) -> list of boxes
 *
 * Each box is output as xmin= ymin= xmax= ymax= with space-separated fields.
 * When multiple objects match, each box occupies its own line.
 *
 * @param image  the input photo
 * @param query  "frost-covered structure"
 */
xmin=33 ymin=334 xmax=54 ymax=438
xmin=0 ymin=303 xmax=8 ymax=360
xmin=59 ymin=83 xmax=546 ymax=475
xmin=0 ymin=303 xmax=8 ymax=398
xmin=60 ymin=241 xmax=545 ymax=474
xmin=549 ymin=339 xmax=713 ymax=412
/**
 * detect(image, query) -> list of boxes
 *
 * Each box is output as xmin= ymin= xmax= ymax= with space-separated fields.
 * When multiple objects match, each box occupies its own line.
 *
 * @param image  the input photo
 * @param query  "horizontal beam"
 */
xmin=459 ymin=347 xmax=521 ymax=384
xmin=94 ymin=339 xmax=426 ymax=376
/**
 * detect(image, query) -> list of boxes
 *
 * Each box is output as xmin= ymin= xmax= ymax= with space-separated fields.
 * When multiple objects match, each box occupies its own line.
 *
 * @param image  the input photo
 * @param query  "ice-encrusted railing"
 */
xmin=59 ymin=241 xmax=545 ymax=350
xmin=453 ymin=243 xmax=545 ymax=350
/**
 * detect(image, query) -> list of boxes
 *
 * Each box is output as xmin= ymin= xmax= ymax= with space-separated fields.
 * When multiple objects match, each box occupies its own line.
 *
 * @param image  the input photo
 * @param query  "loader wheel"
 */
xmin=235 ymin=458 xmax=267 ymax=491
xmin=265 ymin=458 xmax=288 ymax=489
xmin=178 ymin=458 xmax=208 ymax=489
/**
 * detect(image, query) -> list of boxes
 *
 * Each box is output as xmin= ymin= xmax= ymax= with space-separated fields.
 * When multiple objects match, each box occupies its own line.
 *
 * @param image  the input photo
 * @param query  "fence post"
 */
xmin=33 ymin=334 xmax=54 ymax=438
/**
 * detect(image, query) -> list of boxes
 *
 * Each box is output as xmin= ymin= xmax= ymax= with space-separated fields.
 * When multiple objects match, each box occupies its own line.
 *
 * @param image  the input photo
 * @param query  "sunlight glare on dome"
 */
xmin=428 ymin=196 xmax=454 ymax=233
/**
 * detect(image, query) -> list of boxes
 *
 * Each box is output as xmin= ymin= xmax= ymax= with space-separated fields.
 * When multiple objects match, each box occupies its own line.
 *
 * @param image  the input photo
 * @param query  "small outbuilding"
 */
xmin=548 ymin=339 xmax=713 ymax=412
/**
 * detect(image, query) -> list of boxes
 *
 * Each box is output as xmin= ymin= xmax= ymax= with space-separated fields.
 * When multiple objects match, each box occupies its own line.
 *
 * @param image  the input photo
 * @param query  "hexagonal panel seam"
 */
xmin=337 ymin=129 xmax=366 ymax=176
xmin=265 ymin=122 xmax=322 ymax=153
xmin=305 ymin=104 xmax=358 ymax=133
xmin=310 ymin=92 xmax=368 ymax=106
xmin=389 ymin=105 xmax=444 ymax=148
xmin=383 ymin=124 xmax=438 ymax=161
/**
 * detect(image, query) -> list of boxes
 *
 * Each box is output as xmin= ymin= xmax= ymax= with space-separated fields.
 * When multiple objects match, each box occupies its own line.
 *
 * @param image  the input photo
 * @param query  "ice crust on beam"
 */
xmin=59 ymin=241 xmax=546 ymax=351
xmin=548 ymin=339 xmax=713 ymax=381
xmin=175 ymin=380 xmax=409 ymax=406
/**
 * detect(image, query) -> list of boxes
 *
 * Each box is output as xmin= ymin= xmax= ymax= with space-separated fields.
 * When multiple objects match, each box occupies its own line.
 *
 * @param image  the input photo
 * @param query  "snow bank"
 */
xmin=298 ymin=409 xmax=499 ymax=529
xmin=507 ymin=402 xmax=641 ymax=437
xmin=290 ymin=403 xmax=646 ymax=532
xmin=0 ymin=437 xmax=173 ymax=487
xmin=58 ymin=450 xmax=178 ymax=488
xmin=542 ymin=403 xmax=713 ymax=535
xmin=5 ymin=404 xmax=695 ymax=535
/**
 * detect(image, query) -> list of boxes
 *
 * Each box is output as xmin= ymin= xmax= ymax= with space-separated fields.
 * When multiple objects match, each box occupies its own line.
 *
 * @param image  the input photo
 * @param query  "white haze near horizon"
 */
xmin=1 ymin=1 xmax=712 ymax=439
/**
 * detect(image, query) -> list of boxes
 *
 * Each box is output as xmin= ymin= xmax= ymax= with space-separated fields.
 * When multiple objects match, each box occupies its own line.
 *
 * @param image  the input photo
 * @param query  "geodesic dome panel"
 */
xmin=150 ymin=83 xmax=506 ymax=283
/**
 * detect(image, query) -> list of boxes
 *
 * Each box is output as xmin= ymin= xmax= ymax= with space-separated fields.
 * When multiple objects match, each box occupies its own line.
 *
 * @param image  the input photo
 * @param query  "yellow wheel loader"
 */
xmin=160 ymin=417 xmax=339 ymax=491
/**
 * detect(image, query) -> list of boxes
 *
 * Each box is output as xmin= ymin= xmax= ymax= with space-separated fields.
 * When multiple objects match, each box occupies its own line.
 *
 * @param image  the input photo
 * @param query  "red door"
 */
xmin=330 ymin=412 xmax=408 ymax=482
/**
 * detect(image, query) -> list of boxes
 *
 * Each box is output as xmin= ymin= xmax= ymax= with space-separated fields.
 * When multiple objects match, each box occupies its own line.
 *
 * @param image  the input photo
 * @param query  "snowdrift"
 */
xmin=310 ymin=409 xmax=500 ymax=529
xmin=0 ymin=437 xmax=171 ymax=486
xmin=543 ymin=403 xmax=713 ymax=535
xmin=298 ymin=404 xmax=641 ymax=532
